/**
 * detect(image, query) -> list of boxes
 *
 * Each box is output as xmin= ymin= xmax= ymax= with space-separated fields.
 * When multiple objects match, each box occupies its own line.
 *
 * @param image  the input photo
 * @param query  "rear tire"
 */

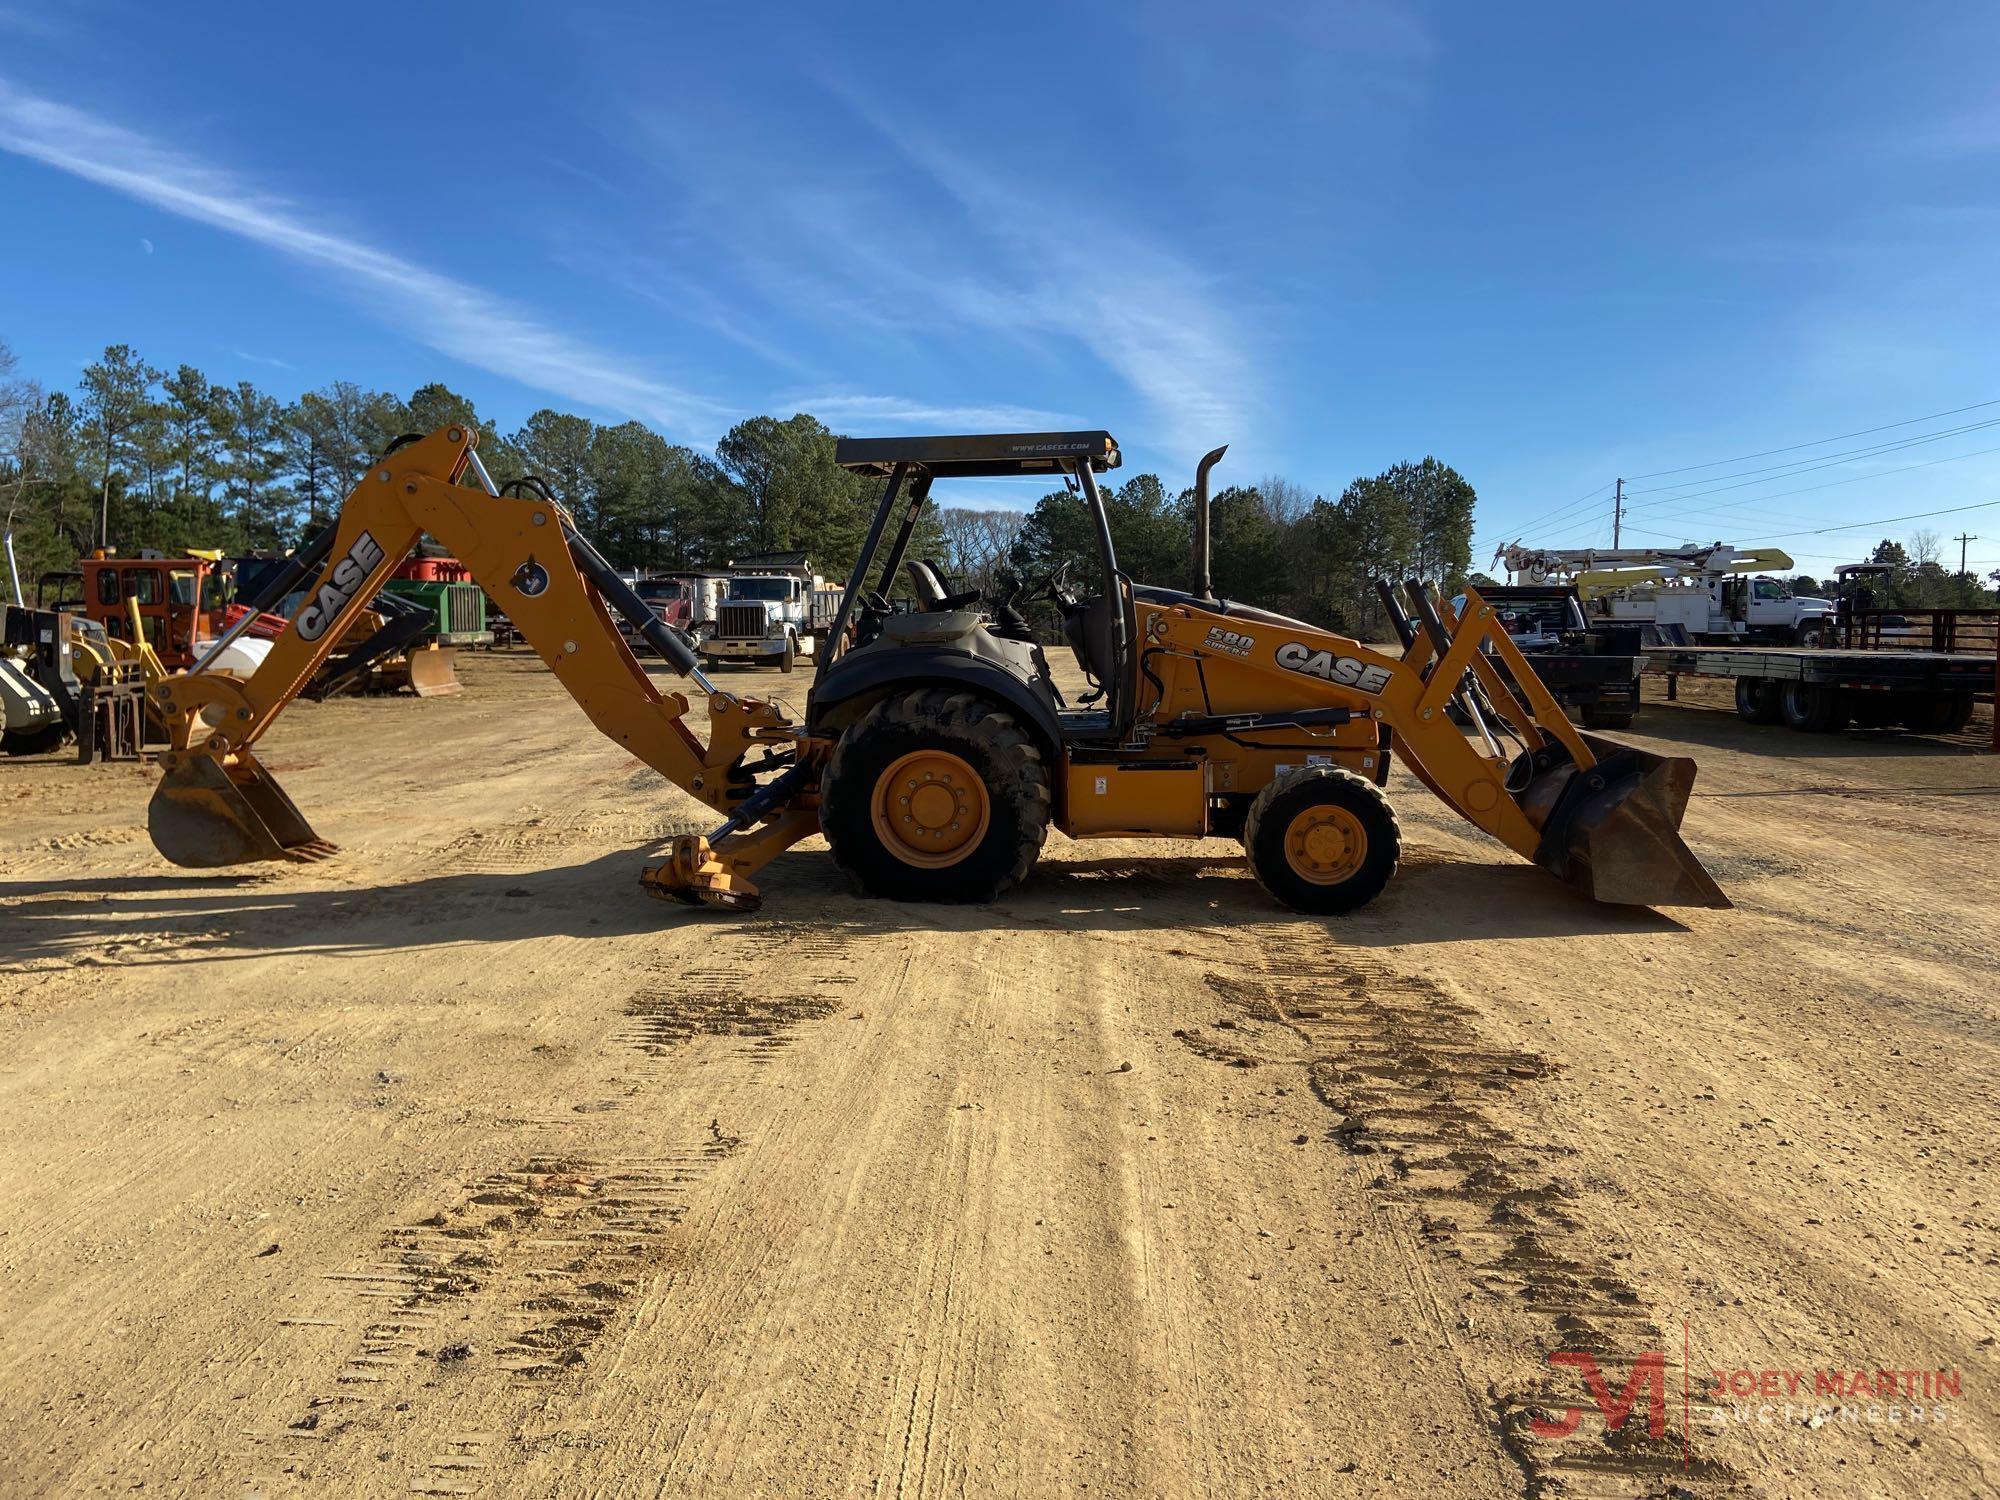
xmin=1580 ymin=704 xmax=1635 ymax=731
xmin=821 ymin=688 xmax=1050 ymax=902
xmin=1243 ymin=766 xmax=1401 ymax=915
xmin=2 ymin=724 xmax=65 ymax=757
xmin=1779 ymin=681 xmax=1846 ymax=733
xmin=1734 ymin=679 xmax=1782 ymax=723
xmin=1902 ymin=692 xmax=1975 ymax=735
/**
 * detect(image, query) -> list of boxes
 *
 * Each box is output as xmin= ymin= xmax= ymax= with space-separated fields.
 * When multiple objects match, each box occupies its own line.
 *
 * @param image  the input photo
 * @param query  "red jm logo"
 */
xmin=1531 ymin=1350 xmax=1669 ymax=1440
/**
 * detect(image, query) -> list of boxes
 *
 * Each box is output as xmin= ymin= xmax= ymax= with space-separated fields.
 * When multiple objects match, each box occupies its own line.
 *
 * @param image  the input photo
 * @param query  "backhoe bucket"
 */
xmin=402 ymin=646 xmax=461 ymax=697
xmin=149 ymin=748 xmax=336 ymax=868
xmin=1513 ymin=734 xmax=1729 ymax=909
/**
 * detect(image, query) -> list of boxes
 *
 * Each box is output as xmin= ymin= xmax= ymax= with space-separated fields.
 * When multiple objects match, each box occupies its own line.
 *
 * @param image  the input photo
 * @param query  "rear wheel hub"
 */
xmin=872 ymin=750 xmax=990 ymax=867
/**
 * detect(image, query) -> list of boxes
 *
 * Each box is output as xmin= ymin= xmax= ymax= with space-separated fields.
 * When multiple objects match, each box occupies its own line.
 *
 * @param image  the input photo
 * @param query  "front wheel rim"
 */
xmin=1284 ymin=804 xmax=1367 ymax=884
xmin=871 ymin=750 xmax=990 ymax=868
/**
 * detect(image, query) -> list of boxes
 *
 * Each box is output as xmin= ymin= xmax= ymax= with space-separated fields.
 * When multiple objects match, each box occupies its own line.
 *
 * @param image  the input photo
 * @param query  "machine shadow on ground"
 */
xmin=1630 ymin=699 xmax=1994 ymax=761
xmin=0 ymin=838 xmax=1684 ymax=972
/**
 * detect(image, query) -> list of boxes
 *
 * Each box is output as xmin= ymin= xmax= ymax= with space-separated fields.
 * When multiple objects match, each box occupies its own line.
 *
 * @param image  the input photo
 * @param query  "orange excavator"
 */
xmin=147 ymin=425 xmax=1726 ymax=915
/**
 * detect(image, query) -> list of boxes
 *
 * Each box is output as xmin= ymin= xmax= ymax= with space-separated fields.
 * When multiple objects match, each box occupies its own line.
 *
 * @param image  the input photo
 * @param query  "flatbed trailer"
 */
xmin=1644 ymin=644 xmax=1997 ymax=747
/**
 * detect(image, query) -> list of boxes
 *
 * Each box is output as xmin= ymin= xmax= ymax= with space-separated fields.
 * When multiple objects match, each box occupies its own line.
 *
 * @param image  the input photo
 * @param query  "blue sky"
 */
xmin=2 ymin=2 xmax=1998 ymax=576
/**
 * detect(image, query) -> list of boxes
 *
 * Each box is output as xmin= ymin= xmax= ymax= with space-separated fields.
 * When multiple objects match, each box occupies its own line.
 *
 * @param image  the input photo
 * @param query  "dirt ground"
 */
xmin=2 ymin=649 xmax=1996 ymax=1499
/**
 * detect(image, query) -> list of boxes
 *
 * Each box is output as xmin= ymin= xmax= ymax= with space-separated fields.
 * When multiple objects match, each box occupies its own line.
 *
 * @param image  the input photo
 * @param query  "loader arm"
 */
xmin=148 ymin=426 xmax=809 ymax=902
xmin=1143 ymin=584 xmax=1726 ymax=908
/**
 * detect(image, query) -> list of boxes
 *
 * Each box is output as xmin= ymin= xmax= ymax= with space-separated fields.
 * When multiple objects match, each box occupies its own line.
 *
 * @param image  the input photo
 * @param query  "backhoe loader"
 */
xmin=147 ymin=425 xmax=1727 ymax=915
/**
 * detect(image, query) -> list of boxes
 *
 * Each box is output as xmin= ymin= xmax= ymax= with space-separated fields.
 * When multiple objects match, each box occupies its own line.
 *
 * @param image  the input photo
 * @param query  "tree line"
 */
xmin=1 ymin=338 xmax=1479 ymax=636
xmin=988 ymin=458 xmax=1477 ymax=637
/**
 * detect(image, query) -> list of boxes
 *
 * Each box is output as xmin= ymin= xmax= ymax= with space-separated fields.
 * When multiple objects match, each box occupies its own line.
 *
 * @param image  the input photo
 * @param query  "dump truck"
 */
xmin=625 ymin=573 xmax=728 ymax=648
xmin=145 ymin=425 xmax=1725 ymax=918
xmin=700 ymin=553 xmax=843 ymax=672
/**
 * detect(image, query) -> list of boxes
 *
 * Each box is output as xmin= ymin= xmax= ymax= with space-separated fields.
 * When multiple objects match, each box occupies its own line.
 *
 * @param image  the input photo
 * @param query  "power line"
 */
xmin=1741 ymin=496 xmax=2000 ymax=541
xmin=1496 ymin=394 xmax=2000 ymax=549
xmin=1622 ymin=416 xmax=2000 ymax=504
xmin=1492 ymin=481 xmax=1615 ymax=539
xmin=1510 ymin=439 xmax=2000 ymax=548
xmin=1624 ymin=396 xmax=2000 ymax=480
xmin=1628 ymin=440 xmax=2000 ymax=520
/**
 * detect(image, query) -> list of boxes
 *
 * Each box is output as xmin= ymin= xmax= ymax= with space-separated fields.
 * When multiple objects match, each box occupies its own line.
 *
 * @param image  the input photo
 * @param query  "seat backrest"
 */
xmin=905 ymin=559 xmax=949 ymax=609
xmin=1068 ymin=574 xmax=1139 ymax=735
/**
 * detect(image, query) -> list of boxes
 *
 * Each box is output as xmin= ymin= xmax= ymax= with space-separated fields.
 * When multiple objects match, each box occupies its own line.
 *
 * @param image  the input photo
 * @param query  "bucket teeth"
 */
xmin=149 ymin=749 xmax=330 ymax=868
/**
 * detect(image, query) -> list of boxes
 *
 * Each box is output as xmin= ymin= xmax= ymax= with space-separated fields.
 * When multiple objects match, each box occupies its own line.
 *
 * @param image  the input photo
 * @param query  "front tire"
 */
xmin=1243 ymin=766 xmax=1401 ymax=915
xmin=779 ymin=633 xmax=797 ymax=673
xmin=821 ymin=689 xmax=1050 ymax=902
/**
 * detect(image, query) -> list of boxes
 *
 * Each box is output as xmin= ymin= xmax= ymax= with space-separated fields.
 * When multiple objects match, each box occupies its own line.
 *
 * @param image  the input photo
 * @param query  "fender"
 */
xmin=809 ymin=640 xmax=1065 ymax=762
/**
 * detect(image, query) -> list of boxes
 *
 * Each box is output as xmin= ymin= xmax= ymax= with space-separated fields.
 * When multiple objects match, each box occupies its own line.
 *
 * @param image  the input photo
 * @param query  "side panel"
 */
xmin=1064 ymin=760 xmax=1207 ymax=838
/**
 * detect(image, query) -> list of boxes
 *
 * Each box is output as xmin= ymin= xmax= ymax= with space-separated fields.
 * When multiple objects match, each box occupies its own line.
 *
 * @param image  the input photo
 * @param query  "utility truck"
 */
xmin=1497 ymin=543 xmax=1833 ymax=645
xmin=700 ymin=553 xmax=843 ymax=672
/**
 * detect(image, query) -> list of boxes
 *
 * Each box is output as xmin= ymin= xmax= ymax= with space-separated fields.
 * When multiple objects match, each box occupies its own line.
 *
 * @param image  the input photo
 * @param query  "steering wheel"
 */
xmin=1015 ymin=560 xmax=1075 ymax=611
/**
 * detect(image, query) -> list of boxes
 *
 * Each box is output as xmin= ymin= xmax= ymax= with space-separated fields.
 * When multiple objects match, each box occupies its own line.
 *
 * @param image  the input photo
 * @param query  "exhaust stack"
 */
xmin=1192 ymin=445 xmax=1228 ymax=601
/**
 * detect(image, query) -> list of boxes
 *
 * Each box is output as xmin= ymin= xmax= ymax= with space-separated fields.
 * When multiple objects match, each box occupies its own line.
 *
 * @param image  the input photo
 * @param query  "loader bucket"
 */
xmin=402 ymin=646 xmax=461 ymax=697
xmin=1512 ymin=734 xmax=1729 ymax=909
xmin=149 ymin=749 xmax=336 ymax=867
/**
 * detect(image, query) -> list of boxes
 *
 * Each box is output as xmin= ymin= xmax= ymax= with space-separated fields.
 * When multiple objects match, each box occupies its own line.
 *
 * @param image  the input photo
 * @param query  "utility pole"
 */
xmin=1954 ymin=531 xmax=1978 ymax=576
xmin=1612 ymin=478 xmax=1624 ymax=548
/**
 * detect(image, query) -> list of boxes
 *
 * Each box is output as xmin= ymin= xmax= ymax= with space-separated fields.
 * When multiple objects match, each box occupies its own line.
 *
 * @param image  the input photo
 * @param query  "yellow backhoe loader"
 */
xmin=147 ymin=426 xmax=1726 ymax=914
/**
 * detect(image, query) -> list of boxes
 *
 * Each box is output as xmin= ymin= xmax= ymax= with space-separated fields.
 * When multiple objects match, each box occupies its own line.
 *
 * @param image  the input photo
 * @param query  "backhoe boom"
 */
xmin=148 ymin=427 xmax=802 ymax=904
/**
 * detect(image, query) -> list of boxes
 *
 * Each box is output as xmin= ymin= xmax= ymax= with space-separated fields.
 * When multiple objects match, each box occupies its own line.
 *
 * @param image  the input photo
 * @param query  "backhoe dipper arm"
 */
xmin=149 ymin=427 xmax=801 ymax=890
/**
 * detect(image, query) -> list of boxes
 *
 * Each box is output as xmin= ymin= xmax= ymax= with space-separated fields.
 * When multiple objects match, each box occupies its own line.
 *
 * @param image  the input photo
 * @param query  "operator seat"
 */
xmin=1063 ymin=575 xmax=1140 ymax=739
xmin=906 ymin=559 xmax=949 ymax=609
xmin=905 ymin=559 xmax=983 ymax=614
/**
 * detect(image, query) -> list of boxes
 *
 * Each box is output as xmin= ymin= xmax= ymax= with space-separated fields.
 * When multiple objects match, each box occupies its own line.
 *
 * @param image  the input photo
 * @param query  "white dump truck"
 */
xmin=699 ymin=553 xmax=844 ymax=672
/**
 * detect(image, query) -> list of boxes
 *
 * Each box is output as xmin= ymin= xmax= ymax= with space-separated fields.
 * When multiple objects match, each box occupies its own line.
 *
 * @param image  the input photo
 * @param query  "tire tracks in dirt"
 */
xmin=1177 ymin=927 xmax=1752 ymax=1499
xmin=238 ymin=911 xmax=867 ymax=1496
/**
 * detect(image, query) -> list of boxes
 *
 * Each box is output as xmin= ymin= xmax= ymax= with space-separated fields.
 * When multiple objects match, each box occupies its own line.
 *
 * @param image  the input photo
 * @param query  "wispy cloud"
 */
xmin=616 ymin=85 xmax=1260 ymax=459
xmin=807 ymin=92 xmax=1258 ymax=448
xmin=0 ymin=78 xmax=722 ymax=433
xmin=774 ymin=392 xmax=1071 ymax=432
xmin=232 ymin=347 xmax=296 ymax=371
